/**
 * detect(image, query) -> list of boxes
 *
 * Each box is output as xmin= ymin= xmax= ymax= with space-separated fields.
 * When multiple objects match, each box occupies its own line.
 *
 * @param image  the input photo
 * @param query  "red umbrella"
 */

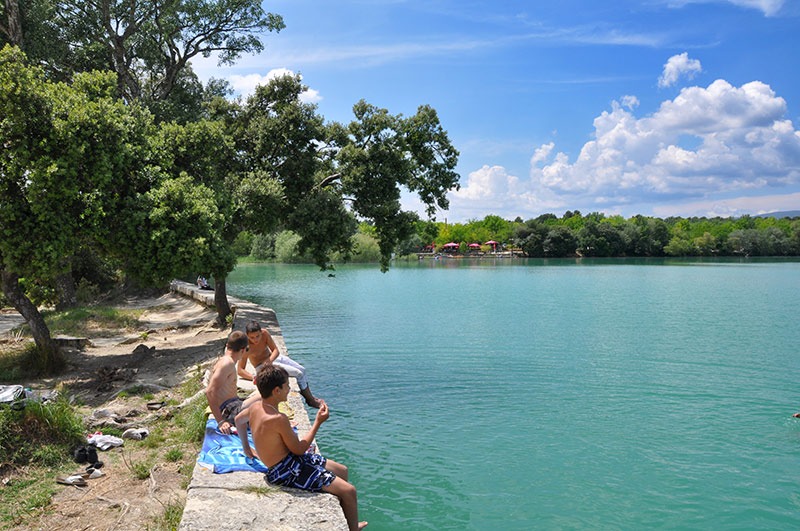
xmin=468 ymin=243 xmax=481 ymax=248
xmin=443 ymin=242 xmax=459 ymax=247
xmin=485 ymin=240 xmax=498 ymax=251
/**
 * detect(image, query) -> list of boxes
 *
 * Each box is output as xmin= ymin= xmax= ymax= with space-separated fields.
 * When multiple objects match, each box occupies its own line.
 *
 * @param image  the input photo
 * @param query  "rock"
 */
xmin=92 ymin=408 xmax=114 ymax=418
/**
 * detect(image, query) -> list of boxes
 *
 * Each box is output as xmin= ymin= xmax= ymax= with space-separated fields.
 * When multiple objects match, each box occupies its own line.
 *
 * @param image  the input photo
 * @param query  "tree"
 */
xmin=543 ymin=225 xmax=577 ymax=257
xmin=0 ymin=46 xmax=151 ymax=350
xmin=57 ymin=0 xmax=285 ymax=102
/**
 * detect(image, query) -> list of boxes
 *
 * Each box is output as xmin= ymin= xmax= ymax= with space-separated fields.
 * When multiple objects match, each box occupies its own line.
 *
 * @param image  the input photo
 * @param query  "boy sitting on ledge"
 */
xmin=235 ymin=365 xmax=367 ymax=531
xmin=206 ymin=331 xmax=260 ymax=434
xmin=236 ymin=319 xmax=322 ymax=408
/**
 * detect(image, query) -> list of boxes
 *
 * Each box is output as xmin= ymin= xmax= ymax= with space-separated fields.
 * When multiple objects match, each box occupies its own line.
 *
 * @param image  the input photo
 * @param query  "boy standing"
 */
xmin=235 ymin=366 xmax=367 ymax=531
xmin=206 ymin=331 xmax=260 ymax=434
xmin=236 ymin=320 xmax=322 ymax=408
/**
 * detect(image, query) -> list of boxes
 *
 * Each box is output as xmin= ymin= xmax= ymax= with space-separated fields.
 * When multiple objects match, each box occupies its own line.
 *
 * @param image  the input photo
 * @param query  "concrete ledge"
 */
xmin=171 ymin=280 xmax=348 ymax=531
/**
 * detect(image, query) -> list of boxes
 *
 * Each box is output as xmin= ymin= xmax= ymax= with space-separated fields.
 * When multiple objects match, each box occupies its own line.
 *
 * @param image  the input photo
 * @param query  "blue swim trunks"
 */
xmin=266 ymin=452 xmax=335 ymax=492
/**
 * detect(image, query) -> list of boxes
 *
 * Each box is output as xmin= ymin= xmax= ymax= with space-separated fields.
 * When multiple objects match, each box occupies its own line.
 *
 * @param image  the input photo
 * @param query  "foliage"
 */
xmin=249 ymin=233 xmax=276 ymax=260
xmin=231 ymin=230 xmax=255 ymax=257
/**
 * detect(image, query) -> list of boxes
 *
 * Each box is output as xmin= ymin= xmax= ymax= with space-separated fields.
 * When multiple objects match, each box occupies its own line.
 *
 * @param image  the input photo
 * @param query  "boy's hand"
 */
xmin=316 ymin=402 xmax=329 ymax=423
xmin=218 ymin=420 xmax=232 ymax=434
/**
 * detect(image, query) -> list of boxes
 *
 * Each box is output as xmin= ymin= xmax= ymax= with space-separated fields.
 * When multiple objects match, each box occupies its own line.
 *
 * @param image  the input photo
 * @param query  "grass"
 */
xmin=165 ymin=448 xmax=183 ymax=462
xmin=0 ymin=342 xmax=65 ymax=381
xmin=37 ymin=305 xmax=146 ymax=338
xmin=0 ymin=398 xmax=86 ymax=526
xmin=174 ymin=398 xmax=207 ymax=444
xmin=147 ymin=499 xmax=184 ymax=531
xmin=0 ymin=398 xmax=84 ymax=467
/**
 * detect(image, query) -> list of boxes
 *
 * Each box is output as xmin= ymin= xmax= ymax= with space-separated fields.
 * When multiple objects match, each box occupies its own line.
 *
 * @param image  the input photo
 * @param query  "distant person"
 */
xmin=235 ymin=365 xmax=367 ymax=531
xmin=236 ymin=320 xmax=322 ymax=408
xmin=197 ymin=275 xmax=213 ymax=290
xmin=206 ymin=331 xmax=260 ymax=434
xmin=793 ymin=413 xmax=800 ymax=418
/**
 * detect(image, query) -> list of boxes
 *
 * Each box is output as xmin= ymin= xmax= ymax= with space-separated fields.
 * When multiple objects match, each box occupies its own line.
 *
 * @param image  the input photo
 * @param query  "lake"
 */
xmin=226 ymin=258 xmax=800 ymax=530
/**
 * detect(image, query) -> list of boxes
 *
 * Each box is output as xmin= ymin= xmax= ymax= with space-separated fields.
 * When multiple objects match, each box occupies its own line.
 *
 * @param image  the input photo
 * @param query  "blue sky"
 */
xmin=193 ymin=0 xmax=800 ymax=222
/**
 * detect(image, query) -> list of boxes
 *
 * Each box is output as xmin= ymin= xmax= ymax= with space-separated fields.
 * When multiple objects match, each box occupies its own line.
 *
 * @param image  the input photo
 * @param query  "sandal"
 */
xmin=147 ymin=401 xmax=165 ymax=410
xmin=56 ymin=475 xmax=87 ymax=487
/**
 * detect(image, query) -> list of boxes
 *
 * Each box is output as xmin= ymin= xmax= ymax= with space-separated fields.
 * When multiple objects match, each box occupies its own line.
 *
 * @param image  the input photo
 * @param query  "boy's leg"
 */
xmin=273 ymin=355 xmax=321 ymax=408
xmin=324 ymin=458 xmax=348 ymax=481
xmin=322 ymin=476 xmax=366 ymax=531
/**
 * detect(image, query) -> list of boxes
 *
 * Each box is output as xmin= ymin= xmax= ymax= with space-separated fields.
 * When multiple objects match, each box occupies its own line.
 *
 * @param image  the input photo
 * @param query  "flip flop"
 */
xmin=56 ymin=475 xmax=87 ymax=487
xmin=147 ymin=401 xmax=165 ymax=410
xmin=80 ymin=469 xmax=105 ymax=479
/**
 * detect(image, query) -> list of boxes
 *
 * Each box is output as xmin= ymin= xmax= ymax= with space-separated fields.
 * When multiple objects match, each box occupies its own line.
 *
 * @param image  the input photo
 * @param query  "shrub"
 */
xmin=0 ymin=397 xmax=84 ymax=467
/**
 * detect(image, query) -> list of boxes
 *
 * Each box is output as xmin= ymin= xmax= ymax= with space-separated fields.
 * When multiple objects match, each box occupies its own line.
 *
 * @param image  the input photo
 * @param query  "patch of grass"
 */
xmin=41 ymin=305 xmax=146 ymax=338
xmin=164 ymin=448 xmax=183 ymax=462
xmin=130 ymin=458 xmax=153 ymax=480
xmin=117 ymin=391 xmax=129 ymax=398
xmin=0 ymin=464 xmax=73 ymax=526
xmin=142 ymin=431 xmax=167 ymax=449
xmin=143 ymin=393 xmax=155 ymax=400
xmin=0 ymin=397 xmax=84 ymax=467
xmin=100 ymin=426 xmax=125 ymax=438
xmin=147 ymin=499 xmax=184 ymax=531
xmin=0 ymin=342 xmax=66 ymax=381
xmin=179 ymin=364 xmax=204 ymax=398
xmin=174 ymin=398 xmax=207 ymax=444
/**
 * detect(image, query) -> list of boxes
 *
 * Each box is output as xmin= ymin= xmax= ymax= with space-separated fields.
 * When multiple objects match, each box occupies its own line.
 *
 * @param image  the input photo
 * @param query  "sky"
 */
xmin=192 ymin=0 xmax=800 ymax=222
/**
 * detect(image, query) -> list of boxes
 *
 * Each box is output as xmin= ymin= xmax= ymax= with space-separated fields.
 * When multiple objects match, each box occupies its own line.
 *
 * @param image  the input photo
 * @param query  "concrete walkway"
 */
xmin=171 ymin=281 xmax=348 ymax=531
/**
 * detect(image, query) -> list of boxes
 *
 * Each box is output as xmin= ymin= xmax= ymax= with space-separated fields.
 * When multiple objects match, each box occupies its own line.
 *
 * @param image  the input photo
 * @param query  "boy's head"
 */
xmin=226 ymin=330 xmax=248 ymax=354
xmin=245 ymin=320 xmax=262 ymax=343
xmin=255 ymin=365 xmax=289 ymax=399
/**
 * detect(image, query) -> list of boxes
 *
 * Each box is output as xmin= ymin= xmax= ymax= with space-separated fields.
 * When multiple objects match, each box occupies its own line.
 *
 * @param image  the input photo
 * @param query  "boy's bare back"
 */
xmin=248 ymin=402 xmax=293 ymax=467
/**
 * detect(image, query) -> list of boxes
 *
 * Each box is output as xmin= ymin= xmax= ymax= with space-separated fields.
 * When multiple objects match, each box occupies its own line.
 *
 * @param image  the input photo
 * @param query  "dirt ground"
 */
xmin=8 ymin=293 xmax=230 ymax=531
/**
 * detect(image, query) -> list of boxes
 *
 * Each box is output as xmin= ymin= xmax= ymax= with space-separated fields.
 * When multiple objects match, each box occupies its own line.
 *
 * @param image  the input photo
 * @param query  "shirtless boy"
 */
xmin=206 ymin=331 xmax=260 ymax=434
xmin=235 ymin=365 xmax=367 ymax=531
xmin=236 ymin=320 xmax=322 ymax=408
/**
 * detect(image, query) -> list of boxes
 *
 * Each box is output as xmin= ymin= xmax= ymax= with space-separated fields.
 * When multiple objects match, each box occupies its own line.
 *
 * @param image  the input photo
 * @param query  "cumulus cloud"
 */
xmin=652 ymin=191 xmax=800 ymax=218
xmin=529 ymin=79 xmax=800 ymax=208
xmin=228 ymin=68 xmax=322 ymax=102
xmin=658 ymin=53 xmax=702 ymax=88
xmin=621 ymin=95 xmax=640 ymax=110
xmin=448 ymin=165 xmax=562 ymax=218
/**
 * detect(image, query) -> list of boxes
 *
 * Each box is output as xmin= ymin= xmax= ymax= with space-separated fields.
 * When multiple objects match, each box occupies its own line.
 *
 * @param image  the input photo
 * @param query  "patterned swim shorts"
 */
xmin=266 ymin=452 xmax=335 ymax=492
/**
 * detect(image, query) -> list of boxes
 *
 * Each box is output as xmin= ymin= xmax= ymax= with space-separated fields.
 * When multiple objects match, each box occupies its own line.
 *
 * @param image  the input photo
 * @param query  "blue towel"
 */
xmin=196 ymin=419 xmax=270 ymax=474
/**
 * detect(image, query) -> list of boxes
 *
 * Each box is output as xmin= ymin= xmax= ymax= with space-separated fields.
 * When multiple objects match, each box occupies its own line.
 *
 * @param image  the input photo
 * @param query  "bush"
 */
xmin=274 ymin=231 xmax=312 ymax=263
xmin=231 ymin=230 xmax=255 ymax=256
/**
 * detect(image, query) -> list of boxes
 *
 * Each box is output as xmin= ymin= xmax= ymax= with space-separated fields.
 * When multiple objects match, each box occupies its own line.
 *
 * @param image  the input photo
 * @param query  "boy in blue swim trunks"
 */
xmin=235 ymin=365 xmax=367 ymax=531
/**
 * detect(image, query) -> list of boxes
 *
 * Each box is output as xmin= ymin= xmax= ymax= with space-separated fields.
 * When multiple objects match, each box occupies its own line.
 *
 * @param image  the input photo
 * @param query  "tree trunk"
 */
xmin=213 ymin=276 xmax=232 ymax=327
xmin=4 ymin=0 xmax=23 ymax=45
xmin=54 ymin=260 xmax=77 ymax=311
xmin=1 ymin=268 xmax=56 ymax=352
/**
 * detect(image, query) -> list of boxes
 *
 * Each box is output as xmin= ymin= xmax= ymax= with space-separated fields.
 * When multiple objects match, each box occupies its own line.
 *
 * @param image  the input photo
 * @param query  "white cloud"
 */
xmin=228 ymin=68 xmax=322 ymax=101
xmin=621 ymin=95 xmax=640 ymax=109
xmin=658 ymin=52 xmax=702 ymax=88
xmin=530 ymin=142 xmax=555 ymax=165
xmin=665 ymin=0 xmax=785 ymax=16
xmin=652 ymin=191 xmax=800 ymax=217
xmin=529 ymin=79 xmax=800 ymax=207
xmin=446 ymin=165 xmax=562 ymax=219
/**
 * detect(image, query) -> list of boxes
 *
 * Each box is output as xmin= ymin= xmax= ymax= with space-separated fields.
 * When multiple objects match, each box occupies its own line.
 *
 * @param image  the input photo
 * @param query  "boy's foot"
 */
xmin=305 ymin=396 xmax=323 ymax=408
xmin=358 ymin=522 xmax=368 ymax=530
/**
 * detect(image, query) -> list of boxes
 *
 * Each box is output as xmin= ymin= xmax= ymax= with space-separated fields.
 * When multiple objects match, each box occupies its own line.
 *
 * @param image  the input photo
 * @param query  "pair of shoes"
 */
xmin=56 ymin=475 xmax=87 ymax=487
xmin=73 ymin=445 xmax=98 ymax=464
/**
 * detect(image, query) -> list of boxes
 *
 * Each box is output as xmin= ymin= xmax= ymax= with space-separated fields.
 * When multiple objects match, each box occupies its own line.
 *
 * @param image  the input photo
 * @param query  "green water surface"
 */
xmin=226 ymin=258 xmax=800 ymax=530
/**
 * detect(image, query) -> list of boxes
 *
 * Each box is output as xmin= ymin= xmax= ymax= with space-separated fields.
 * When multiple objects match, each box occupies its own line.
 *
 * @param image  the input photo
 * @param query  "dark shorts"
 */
xmin=219 ymin=397 xmax=244 ymax=425
xmin=266 ymin=452 xmax=335 ymax=492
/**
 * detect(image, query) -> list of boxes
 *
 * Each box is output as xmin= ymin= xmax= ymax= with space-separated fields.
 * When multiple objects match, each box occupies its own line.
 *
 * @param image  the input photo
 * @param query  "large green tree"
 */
xmin=0 ymin=45 xmax=151 ymax=350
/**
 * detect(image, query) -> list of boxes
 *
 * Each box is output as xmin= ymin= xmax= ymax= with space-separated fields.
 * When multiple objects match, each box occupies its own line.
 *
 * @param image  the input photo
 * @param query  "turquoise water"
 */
xmin=226 ymin=258 xmax=800 ymax=529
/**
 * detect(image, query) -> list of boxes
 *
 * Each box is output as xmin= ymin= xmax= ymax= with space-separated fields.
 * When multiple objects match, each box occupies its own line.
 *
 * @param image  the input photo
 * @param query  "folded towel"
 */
xmin=197 ymin=419 xmax=269 ymax=474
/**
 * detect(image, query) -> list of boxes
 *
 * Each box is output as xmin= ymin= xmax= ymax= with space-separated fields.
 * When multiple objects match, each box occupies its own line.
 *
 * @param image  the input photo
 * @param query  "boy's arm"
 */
xmin=205 ymin=362 xmax=233 ymax=434
xmin=264 ymin=330 xmax=280 ymax=363
xmin=236 ymin=352 xmax=254 ymax=380
xmin=235 ymin=407 xmax=255 ymax=458
xmin=279 ymin=402 xmax=329 ymax=455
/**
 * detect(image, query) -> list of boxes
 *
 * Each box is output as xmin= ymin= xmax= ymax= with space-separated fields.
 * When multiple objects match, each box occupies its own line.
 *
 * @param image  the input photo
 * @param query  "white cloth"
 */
xmin=256 ymin=354 xmax=309 ymax=390
xmin=87 ymin=433 xmax=124 ymax=450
